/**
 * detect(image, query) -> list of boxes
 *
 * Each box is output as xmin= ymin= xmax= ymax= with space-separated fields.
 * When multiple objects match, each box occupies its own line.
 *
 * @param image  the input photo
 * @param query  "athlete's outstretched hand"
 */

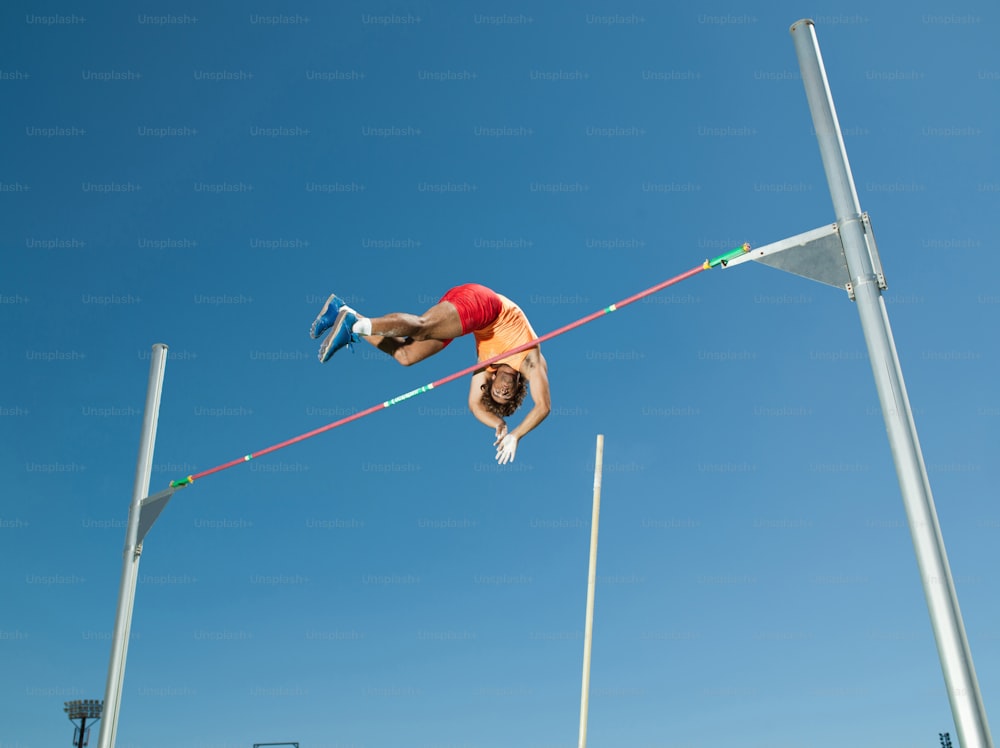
xmin=494 ymin=421 xmax=507 ymax=442
xmin=495 ymin=433 xmax=518 ymax=465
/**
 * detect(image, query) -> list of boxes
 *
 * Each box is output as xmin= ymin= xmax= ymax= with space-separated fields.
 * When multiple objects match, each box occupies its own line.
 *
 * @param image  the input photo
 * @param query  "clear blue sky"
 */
xmin=3 ymin=1 xmax=999 ymax=746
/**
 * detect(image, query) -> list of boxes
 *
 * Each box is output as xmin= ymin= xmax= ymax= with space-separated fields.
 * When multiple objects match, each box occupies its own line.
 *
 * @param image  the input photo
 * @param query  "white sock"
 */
xmin=352 ymin=317 xmax=372 ymax=336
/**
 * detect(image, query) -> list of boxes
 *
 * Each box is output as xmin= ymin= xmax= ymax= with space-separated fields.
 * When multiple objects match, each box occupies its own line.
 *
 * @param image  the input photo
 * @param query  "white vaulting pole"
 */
xmin=578 ymin=434 xmax=604 ymax=748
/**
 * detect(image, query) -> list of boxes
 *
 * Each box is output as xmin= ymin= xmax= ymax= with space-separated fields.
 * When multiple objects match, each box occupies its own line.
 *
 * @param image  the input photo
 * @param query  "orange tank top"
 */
xmin=473 ymin=294 xmax=537 ymax=371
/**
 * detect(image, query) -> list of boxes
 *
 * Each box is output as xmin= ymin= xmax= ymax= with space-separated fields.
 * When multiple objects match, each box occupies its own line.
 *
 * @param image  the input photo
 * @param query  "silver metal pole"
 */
xmin=578 ymin=434 xmax=604 ymax=748
xmin=790 ymin=20 xmax=993 ymax=747
xmin=96 ymin=343 xmax=168 ymax=748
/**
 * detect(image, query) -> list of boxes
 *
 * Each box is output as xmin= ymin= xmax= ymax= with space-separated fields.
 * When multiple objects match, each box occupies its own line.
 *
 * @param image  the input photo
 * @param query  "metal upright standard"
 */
xmin=722 ymin=19 xmax=992 ymax=746
xmin=774 ymin=20 xmax=990 ymax=747
xmin=96 ymin=344 xmax=169 ymax=748
xmin=578 ymin=434 xmax=605 ymax=748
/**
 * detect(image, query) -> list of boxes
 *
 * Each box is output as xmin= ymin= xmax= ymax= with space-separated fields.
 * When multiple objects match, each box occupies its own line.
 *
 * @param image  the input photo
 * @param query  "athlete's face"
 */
xmin=490 ymin=367 xmax=519 ymax=403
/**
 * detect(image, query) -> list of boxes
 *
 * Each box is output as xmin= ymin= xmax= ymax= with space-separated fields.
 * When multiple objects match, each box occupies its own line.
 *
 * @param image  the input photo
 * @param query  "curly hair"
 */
xmin=479 ymin=373 xmax=528 ymax=418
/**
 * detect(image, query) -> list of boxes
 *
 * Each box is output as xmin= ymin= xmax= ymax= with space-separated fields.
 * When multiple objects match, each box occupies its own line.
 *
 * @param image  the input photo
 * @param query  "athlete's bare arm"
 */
xmin=508 ymin=348 xmax=551 ymax=441
xmin=468 ymin=370 xmax=503 ymax=430
xmin=466 ymin=349 xmax=551 ymax=441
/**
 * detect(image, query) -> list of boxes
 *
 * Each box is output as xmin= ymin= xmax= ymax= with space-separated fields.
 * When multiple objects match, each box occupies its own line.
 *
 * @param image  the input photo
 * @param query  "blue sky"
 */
xmin=3 ymin=1 xmax=999 ymax=746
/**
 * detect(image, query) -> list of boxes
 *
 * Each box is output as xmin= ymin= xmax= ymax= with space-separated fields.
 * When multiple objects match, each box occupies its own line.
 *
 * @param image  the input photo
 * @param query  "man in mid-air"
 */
xmin=310 ymin=283 xmax=551 ymax=465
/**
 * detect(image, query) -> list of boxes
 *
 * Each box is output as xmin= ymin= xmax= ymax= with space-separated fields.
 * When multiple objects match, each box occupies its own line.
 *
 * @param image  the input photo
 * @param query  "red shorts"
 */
xmin=438 ymin=284 xmax=502 ymax=347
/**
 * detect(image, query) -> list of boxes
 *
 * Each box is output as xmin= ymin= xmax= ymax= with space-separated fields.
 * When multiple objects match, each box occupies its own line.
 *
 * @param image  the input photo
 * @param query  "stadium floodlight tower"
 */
xmin=64 ymin=699 xmax=104 ymax=748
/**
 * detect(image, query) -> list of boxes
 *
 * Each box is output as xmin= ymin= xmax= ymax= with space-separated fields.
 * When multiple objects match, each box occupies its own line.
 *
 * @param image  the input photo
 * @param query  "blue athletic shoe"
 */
xmin=318 ymin=308 xmax=360 ymax=362
xmin=310 ymin=293 xmax=350 ymax=339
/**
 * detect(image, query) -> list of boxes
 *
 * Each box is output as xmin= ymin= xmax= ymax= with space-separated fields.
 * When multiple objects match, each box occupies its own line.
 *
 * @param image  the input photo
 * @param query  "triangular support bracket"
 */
xmin=722 ymin=213 xmax=886 ymax=300
xmin=136 ymin=486 xmax=179 ymax=545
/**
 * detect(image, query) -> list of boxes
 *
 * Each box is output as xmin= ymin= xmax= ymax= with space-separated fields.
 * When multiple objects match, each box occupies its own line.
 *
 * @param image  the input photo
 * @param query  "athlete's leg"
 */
xmin=364 ymin=336 xmax=447 ymax=366
xmin=362 ymin=301 xmax=464 ymax=341
xmin=318 ymin=285 xmax=499 ymax=365
xmin=355 ymin=301 xmax=461 ymax=366
xmin=318 ymin=299 xmax=461 ymax=364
